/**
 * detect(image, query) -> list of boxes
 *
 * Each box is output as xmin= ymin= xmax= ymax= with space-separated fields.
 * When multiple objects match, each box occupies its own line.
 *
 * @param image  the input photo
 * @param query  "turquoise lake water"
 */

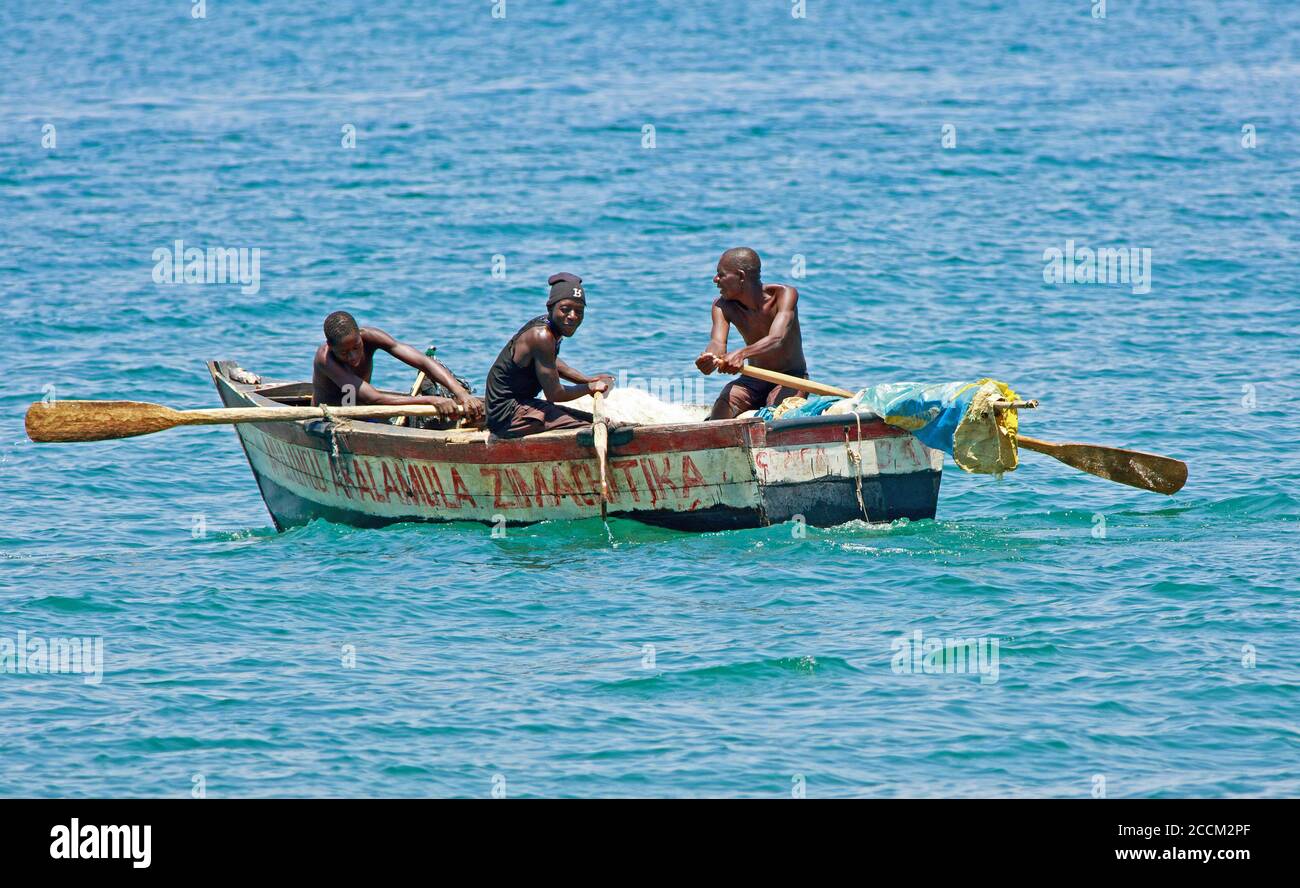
xmin=1 ymin=0 xmax=1298 ymax=797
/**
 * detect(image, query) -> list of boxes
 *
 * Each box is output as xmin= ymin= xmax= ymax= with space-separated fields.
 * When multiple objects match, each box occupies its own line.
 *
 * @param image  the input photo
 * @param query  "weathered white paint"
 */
xmin=751 ymin=435 xmax=942 ymax=485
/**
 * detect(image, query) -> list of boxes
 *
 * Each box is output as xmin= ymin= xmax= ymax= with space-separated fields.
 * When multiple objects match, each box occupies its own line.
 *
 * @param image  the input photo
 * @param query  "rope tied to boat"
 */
xmin=318 ymin=404 xmax=345 ymax=461
xmin=845 ymin=413 xmax=868 ymax=521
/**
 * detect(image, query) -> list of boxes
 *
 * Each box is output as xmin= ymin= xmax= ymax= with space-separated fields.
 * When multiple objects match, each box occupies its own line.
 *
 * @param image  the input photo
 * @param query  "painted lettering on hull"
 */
xmin=240 ymin=426 xmax=755 ymax=521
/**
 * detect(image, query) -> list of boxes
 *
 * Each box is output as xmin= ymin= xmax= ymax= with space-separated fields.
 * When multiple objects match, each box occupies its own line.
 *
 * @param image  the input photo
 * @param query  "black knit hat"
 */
xmin=547 ymin=272 xmax=585 ymax=307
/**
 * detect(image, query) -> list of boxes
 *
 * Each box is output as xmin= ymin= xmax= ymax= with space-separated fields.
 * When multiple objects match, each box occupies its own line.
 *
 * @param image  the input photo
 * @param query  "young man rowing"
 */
xmin=484 ymin=273 xmax=613 ymax=439
xmin=312 ymin=311 xmax=484 ymax=424
xmin=695 ymin=247 xmax=808 ymax=419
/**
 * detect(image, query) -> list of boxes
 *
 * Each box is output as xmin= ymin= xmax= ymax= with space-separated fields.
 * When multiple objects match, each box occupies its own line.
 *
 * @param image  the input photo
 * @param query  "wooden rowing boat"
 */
xmin=209 ymin=360 xmax=943 ymax=532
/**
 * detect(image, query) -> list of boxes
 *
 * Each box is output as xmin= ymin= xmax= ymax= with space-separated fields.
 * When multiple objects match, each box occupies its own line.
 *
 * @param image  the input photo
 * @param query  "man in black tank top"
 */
xmin=484 ymin=273 xmax=613 ymax=438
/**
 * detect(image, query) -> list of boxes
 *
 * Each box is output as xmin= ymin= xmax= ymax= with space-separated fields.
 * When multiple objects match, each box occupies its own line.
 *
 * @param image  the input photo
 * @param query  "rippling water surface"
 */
xmin=1 ymin=0 xmax=1298 ymax=797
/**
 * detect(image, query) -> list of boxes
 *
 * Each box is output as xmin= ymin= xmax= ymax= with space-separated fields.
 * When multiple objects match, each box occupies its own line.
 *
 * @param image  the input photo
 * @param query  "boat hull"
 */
xmin=210 ymin=362 xmax=942 ymax=532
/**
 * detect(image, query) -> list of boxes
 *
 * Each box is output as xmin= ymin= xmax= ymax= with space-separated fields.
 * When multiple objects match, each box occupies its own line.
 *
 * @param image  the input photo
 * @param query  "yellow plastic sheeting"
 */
xmin=952 ymin=379 xmax=1020 ymax=474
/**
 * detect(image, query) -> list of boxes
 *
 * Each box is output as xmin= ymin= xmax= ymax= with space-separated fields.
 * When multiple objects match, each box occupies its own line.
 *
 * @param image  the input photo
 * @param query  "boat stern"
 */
xmin=748 ymin=414 xmax=943 ymax=526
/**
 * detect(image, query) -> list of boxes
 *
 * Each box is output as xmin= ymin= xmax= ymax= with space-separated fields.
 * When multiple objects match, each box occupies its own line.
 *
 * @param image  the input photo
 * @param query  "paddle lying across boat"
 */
xmin=209 ymin=361 xmax=943 ymax=532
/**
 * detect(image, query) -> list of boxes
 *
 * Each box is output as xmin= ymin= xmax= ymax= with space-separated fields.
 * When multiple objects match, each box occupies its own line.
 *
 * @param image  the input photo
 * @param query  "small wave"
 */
xmin=596 ymin=655 xmax=857 ymax=694
xmin=22 ymin=595 xmax=121 ymax=614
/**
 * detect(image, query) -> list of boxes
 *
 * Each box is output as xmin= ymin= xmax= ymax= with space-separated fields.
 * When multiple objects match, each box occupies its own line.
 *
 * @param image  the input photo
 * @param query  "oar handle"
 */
xmin=991 ymin=399 xmax=1039 ymax=411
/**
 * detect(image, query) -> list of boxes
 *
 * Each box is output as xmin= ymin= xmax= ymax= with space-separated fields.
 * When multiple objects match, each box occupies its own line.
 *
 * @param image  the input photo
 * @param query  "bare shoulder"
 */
xmin=517 ymin=324 xmax=556 ymax=356
xmin=768 ymin=282 xmax=799 ymax=307
xmin=313 ymin=342 xmax=330 ymax=368
xmin=359 ymin=326 xmax=395 ymax=349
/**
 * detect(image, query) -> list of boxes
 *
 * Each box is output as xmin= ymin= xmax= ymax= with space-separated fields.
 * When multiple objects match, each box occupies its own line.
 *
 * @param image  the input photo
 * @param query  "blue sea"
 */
xmin=1 ymin=0 xmax=1297 ymax=797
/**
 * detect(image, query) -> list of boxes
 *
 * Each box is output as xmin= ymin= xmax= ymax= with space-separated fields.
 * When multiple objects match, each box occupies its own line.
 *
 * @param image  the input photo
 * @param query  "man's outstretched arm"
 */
xmin=529 ymin=333 xmax=609 ymax=403
xmin=367 ymin=328 xmax=483 ymax=419
xmin=695 ymin=301 xmax=730 ymax=374
xmin=315 ymin=355 xmax=458 ymax=412
xmin=367 ymin=329 xmax=468 ymax=395
xmin=556 ymin=358 xmax=613 ymax=387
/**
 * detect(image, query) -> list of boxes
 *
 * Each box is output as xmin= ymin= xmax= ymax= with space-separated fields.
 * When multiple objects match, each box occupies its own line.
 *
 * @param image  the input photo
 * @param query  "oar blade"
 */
xmin=1022 ymin=436 xmax=1188 ymax=495
xmin=25 ymin=400 xmax=182 ymax=443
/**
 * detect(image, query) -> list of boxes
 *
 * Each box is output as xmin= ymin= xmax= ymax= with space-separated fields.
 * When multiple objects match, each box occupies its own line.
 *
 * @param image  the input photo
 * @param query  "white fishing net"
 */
xmin=568 ymin=389 xmax=710 ymax=425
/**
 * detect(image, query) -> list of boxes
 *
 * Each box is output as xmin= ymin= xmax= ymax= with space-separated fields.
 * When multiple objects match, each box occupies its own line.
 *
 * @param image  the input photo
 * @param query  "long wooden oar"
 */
xmin=25 ymin=400 xmax=466 ymax=443
xmin=735 ymin=365 xmax=1187 ymax=495
xmin=591 ymin=391 xmax=611 ymax=518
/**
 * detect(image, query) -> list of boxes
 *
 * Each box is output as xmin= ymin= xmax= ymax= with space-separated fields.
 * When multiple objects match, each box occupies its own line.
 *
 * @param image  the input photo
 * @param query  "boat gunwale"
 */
xmin=208 ymin=360 xmax=911 ymax=464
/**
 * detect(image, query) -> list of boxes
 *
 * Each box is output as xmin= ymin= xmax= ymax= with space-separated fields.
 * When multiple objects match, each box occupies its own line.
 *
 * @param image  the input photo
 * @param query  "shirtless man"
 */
xmin=695 ymin=247 xmax=808 ymax=420
xmin=312 ymin=311 xmax=484 ymax=423
xmin=483 ymin=273 xmax=614 ymax=439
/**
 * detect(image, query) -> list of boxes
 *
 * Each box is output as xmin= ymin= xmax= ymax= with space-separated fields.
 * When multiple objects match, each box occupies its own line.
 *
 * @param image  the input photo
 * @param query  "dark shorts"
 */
xmin=716 ymin=371 xmax=808 ymax=417
xmin=490 ymin=398 xmax=593 ymax=439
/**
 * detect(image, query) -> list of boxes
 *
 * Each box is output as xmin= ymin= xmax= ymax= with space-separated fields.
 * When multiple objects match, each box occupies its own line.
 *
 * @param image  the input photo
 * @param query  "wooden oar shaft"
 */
xmin=178 ymin=404 xmax=465 ymax=424
xmin=25 ymin=400 xmax=466 ymax=443
xmin=738 ymin=365 xmax=853 ymax=399
xmin=591 ymin=392 xmax=611 ymax=512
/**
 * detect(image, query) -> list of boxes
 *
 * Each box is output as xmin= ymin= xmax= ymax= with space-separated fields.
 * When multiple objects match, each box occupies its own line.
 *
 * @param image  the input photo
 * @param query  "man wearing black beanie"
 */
xmin=483 ymin=273 xmax=614 ymax=438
